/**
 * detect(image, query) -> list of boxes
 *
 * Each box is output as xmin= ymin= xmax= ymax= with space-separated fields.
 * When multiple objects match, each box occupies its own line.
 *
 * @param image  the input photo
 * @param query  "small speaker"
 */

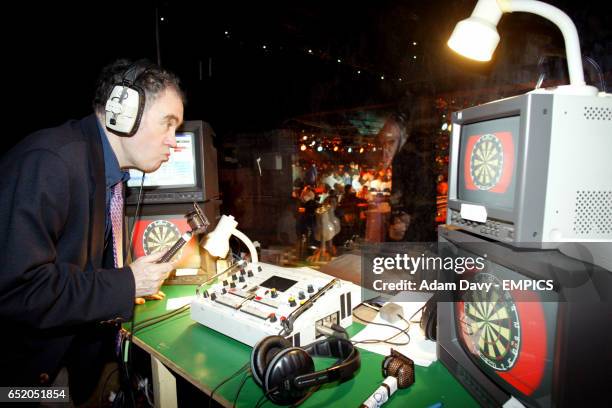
xmin=583 ymin=106 xmax=612 ymax=121
xmin=572 ymin=190 xmax=612 ymax=235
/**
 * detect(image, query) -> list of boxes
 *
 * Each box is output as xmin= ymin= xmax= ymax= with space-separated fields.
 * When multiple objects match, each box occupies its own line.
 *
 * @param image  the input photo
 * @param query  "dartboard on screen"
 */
xmin=458 ymin=273 xmax=520 ymax=372
xmin=470 ymin=134 xmax=504 ymax=191
xmin=130 ymin=215 xmax=201 ymax=269
xmin=142 ymin=220 xmax=184 ymax=258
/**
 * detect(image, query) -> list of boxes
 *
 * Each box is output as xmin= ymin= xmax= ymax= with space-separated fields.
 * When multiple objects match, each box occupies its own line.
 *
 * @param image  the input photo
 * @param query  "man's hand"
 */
xmin=130 ymin=252 xmax=175 ymax=298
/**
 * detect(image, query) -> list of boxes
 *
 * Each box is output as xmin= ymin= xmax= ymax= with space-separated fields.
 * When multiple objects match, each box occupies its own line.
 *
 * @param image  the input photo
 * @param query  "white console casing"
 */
xmin=190 ymin=262 xmax=360 ymax=346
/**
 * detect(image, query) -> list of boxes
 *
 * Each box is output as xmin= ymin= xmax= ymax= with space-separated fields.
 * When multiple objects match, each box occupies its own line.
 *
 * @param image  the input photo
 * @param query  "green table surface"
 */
xmin=129 ymin=285 xmax=478 ymax=407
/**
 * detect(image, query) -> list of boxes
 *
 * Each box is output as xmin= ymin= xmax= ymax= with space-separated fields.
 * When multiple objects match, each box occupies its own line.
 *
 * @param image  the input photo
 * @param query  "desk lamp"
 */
xmin=203 ymin=215 xmax=259 ymax=263
xmin=447 ymin=0 xmax=599 ymax=96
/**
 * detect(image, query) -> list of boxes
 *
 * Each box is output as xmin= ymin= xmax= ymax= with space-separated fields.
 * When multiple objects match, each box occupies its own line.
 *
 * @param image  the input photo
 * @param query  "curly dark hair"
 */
xmin=92 ymin=58 xmax=185 ymax=113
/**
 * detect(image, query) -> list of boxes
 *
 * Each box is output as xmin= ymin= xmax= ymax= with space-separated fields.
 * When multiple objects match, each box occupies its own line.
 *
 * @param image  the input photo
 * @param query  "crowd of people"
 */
xmin=289 ymin=161 xmax=410 ymax=251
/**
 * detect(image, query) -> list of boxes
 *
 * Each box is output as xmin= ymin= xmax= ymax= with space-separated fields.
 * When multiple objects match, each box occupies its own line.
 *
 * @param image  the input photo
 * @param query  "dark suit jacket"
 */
xmin=0 ymin=115 xmax=135 ymax=401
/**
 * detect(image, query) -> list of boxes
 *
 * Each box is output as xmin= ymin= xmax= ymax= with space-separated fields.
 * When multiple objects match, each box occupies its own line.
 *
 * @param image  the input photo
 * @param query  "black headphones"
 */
xmin=251 ymin=335 xmax=360 ymax=405
xmin=104 ymin=60 xmax=153 ymax=136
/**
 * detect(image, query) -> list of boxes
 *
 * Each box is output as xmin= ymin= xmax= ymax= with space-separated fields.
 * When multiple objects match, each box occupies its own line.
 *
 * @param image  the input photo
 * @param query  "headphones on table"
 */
xmin=251 ymin=335 xmax=360 ymax=405
xmin=104 ymin=60 xmax=154 ymax=136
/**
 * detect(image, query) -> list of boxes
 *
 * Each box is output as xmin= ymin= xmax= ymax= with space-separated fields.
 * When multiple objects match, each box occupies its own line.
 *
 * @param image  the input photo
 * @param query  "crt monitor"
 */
xmin=128 ymin=213 xmax=201 ymax=270
xmin=446 ymin=91 xmax=612 ymax=248
xmin=437 ymin=226 xmax=611 ymax=407
xmin=126 ymin=121 xmax=211 ymax=205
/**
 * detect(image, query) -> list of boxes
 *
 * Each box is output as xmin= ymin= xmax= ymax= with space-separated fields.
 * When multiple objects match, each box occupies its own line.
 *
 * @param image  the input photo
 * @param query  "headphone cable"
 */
xmin=125 ymin=173 xmax=146 ymax=267
xmin=121 ymin=173 xmax=145 ymax=406
xmin=232 ymin=372 xmax=251 ymax=408
xmin=209 ymin=362 xmax=250 ymax=408
xmin=254 ymin=386 xmax=279 ymax=408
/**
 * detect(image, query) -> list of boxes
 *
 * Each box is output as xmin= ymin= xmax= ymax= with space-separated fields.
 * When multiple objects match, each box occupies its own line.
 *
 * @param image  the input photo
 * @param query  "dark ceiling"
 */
xmin=2 ymin=0 xmax=610 ymax=152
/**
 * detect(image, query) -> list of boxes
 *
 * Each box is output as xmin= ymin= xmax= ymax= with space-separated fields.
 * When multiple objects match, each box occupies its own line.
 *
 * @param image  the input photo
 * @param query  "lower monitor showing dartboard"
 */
xmin=436 ymin=225 xmax=611 ymax=407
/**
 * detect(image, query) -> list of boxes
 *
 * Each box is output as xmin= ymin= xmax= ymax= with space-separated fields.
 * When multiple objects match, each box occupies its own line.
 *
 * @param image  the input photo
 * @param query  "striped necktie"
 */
xmin=110 ymin=182 xmax=124 ymax=268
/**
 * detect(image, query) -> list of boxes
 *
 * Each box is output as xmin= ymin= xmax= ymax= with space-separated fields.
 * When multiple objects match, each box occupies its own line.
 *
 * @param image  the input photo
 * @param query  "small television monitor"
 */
xmin=129 ymin=214 xmax=201 ymax=270
xmin=437 ymin=226 xmax=611 ymax=407
xmin=126 ymin=121 xmax=215 ymax=205
xmin=447 ymin=91 xmax=612 ymax=248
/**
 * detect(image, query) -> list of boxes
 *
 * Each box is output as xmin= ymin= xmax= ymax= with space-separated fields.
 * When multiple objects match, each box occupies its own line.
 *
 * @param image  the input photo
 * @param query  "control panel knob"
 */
xmin=240 ymin=269 xmax=246 ymax=275
xmin=239 ymin=276 xmax=245 ymax=283
xmin=222 ymin=280 xmax=228 ymax=286
xmin=288 ymin=297 xmax=296 ymax=307
xmin=247 ymin=270 xmax=254 ymax=277
xmin=221 ymin=288 xmax=227 ymax=294
xmin=202 ymin=290 xmax=209 ymax=298
xmin=307 ymin=284 xmax=314 ymax=293
xmin=230 ymin=281 xmax=236 ymax=289
xmin=257 ymin=266 xmax=263 ymax=272
xmin=269 ymin=313 xmax=277 ymax=323
xmin=210 ymin=293 xmax=217 ymax=301
xmin=271 ymin=288 xmax=278 ymax=298
xmin=232 ymin=274 xmax=238 ymax=281
xmin=298 ymin=291 xmax=306 ymax=300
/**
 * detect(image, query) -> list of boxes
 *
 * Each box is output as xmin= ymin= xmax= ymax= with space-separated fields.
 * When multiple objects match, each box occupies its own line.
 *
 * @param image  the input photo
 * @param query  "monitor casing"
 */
xmin=126 ymin=120 xmax=219 ymax=206
xmin=447 ymin=92 xmax=612 ymax=248
xmin=437 ymin=226 xmax=611 ymax=407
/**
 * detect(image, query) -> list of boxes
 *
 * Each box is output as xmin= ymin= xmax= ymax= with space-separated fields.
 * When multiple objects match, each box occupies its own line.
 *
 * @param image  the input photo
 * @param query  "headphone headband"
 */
xmin=122 ymin=59 xmax=152 ymax=86
xmin=294 ymin=337 xmax=360 ymax=389
xmin=251 ymin=335 xmax=360 ymax=405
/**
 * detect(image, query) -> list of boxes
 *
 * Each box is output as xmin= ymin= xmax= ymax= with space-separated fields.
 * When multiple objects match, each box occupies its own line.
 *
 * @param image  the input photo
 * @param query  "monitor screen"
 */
xmin=127 ymin=131 xmax=197 ymax=188
xmin=453 ymin=267 xmax=556 ymax=403
xmin=457 ymin=116 xmax=520 ymax=210
xmin=129 ymin=213 xmax=201 ymax=269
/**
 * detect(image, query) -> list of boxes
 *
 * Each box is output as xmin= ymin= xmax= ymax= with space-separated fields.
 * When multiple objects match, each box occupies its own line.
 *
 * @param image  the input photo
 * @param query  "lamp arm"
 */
xmin=499 ymin=0 xmax=585 ymax=86
xmin=232 ymin=228 xmax=259 ymax=263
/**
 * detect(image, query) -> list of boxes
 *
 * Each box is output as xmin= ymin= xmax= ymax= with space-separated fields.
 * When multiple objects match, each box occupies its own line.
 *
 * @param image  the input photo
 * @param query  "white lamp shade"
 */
xmin=447 ymin=17 xmax=500 ymax=61
xmin=203 ymin=215 xmax=238 ymax=258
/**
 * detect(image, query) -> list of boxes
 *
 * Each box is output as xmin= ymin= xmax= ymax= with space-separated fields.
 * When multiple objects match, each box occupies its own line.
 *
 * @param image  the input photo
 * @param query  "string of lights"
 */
xmin=217 ymin=28 xmax=420 ymax=82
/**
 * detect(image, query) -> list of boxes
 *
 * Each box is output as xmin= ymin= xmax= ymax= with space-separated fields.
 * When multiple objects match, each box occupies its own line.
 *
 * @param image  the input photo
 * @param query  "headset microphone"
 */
xmin=360 ymin=349 xmax=415 ymax=408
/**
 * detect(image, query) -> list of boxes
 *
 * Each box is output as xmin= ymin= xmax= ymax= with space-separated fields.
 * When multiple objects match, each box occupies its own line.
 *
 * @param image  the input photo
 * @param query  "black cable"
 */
xmin=133 ymin=305 xmax=191 ymax=333
xmin=254 ymin=393 xmax=268 ymax=408
xmin=125 ymin=174 xmax=146 ymax=266
xmin=209 ymin=363 xmax=249 ymax=408
xmin=122 ymin=174 xmax=145 ymax=407
xmin=351 ymin=308 xmax=411 ymax=346
xmin=232 ymin=372 xmax=250 ymax=408
xmin=254 ymin=386 xmax=279 ymax=408
xmin=99 ymin=367 xmax=119 ymax=407
xmin=408 ymin=304 xmax=426 ymax=324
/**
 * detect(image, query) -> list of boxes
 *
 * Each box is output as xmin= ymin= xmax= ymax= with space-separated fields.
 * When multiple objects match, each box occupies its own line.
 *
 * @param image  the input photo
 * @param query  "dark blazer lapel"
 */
xmin=81 ymin=114 xmax=106 ymax=270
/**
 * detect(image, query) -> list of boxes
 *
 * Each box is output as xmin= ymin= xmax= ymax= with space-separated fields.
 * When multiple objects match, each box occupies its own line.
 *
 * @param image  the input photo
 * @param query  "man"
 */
xmin=0 ymin=59 xmax=182 ymax=403
xmin=377 ymin=88 xmax=436 ymax=242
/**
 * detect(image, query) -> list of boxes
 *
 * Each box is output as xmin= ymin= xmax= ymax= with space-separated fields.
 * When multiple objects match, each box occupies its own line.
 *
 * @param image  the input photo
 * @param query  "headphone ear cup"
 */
xmin=104 ymin=84 xmax=145 ymax=136
xmin=250 ymin=336 xmax=292 ymax=388
xmin=264 ymin=347 xmax=314 ymax=405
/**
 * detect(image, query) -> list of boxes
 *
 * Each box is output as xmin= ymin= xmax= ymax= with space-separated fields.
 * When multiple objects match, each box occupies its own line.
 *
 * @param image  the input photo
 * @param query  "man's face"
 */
xmin=377 ymin=118 xmax=403 ymax=170
xmin=122 ymin=88 xmax=184 ymax=172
